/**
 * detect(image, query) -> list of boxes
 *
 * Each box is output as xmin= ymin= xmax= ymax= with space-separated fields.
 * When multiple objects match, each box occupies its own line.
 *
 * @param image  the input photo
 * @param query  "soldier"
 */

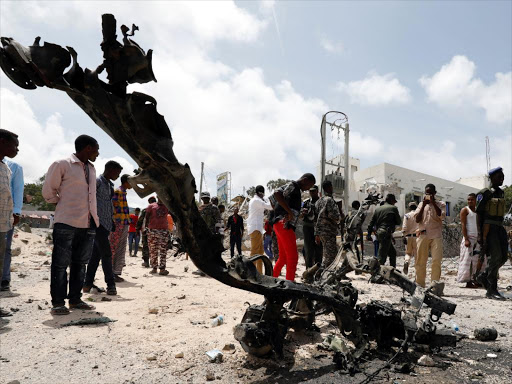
xmin=315 ymin=180 xmax=341 ymax=268
xmin=301 ymin=185 xmax=322 ymax=268
xmin=402 ymin=201 xmax=418 ymax=275
xmin=367 ymin=194 xmax=401 ymax=268
xmin=199 ymin=191 xmax=221 ymax=234
xmin=344 ymin=200 xmax=365 ymax=263
xmin=476 ymin=167 xmax=508 ymax=300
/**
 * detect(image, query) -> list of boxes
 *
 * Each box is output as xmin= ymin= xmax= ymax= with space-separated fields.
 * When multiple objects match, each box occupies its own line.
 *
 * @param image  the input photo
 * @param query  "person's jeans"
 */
xmin=0 ymin=232 xmax=6 ymax=285
xmin=2 ymin=228 xmax=14 ymax=282
xmin=50 ymin=223 xmax=96 ymax=307
xmin=302 ymin=224 xmax=323 ymax=268
xmin=128 ymin=232 xmax=140 ymax=255
xmin=263 ymin=234 xmax=273 ymax=259
xmin=230 ymin=235 xmax=242 ymax=257
xmin=85 ymin=225 xmax=116 ymax=288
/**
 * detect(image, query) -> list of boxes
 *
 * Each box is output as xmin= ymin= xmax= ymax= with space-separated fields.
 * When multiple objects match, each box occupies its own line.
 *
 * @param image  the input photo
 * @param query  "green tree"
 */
xmin=246 ymin=186 xmax=256 ymax=197
xmin=24 ymin=175 xmax=56 ymax=211
xmin=266 ymin=178 xmax=292 ymax=192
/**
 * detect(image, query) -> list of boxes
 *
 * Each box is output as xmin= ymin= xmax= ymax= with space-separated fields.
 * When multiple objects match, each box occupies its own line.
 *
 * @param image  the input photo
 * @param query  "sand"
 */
xmin=0 ymin=228 xmax=511 ymax=384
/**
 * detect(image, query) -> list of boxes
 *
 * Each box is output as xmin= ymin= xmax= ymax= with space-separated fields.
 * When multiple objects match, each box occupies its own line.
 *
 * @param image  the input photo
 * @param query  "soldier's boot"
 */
xmin=485 ymin=278 xmax=506 ymax=301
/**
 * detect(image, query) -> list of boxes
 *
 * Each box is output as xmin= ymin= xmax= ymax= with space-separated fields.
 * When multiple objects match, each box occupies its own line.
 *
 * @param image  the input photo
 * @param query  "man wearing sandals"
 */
xmin=0 ymin=129 xmax=19 ymax=318
xmin=43 ymin=135 xmax=100 ymax=315
xmin=83 ymin=160 xmax=123 ymax=296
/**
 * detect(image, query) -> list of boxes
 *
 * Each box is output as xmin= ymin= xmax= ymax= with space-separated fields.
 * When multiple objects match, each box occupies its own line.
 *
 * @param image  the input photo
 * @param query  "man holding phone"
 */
xmin=414 ymin=184 xmax=446 ymax=288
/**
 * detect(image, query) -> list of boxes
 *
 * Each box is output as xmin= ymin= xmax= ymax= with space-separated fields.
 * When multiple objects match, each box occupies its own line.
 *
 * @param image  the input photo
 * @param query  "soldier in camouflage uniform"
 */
xmin=199 ymin=191 xmax=221 ymax=234
xmin=136 ymin=196 xmax=157 ymax=267
xmin=315 ymin=180 xmax=341 ymax=268
xmin=476 ymin=167 xmax=508 ymax=301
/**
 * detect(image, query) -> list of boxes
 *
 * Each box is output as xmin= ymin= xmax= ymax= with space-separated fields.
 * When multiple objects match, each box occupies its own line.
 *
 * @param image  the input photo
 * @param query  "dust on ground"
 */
xmin=1 ymin=228 xmax=511 ymax=384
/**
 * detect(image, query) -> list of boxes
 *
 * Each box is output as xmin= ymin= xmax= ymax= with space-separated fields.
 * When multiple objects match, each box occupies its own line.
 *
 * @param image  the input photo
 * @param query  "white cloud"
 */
xmin=320 ymin=36 xmax=344 ymax=54
xmin=419 ymin=55 xmax=512 ymax=124
xmin=0 ymin=88 xmax=149 ymax=208
xmin=336 ymin=71 xmax=411 ymax=106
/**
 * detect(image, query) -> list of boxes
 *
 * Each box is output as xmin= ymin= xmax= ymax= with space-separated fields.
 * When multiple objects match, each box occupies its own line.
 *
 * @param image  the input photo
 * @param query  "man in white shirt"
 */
xmin=247 ymin=185 xmax=272 ymax=273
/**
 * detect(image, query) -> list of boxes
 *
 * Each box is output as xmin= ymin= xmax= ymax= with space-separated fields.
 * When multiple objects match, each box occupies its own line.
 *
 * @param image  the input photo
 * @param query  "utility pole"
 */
xmin=485 ymin=136 xmax=491 ymax=173
xmin=199 ymin=161 xmax=204 ymax=201
xmin=320 ymin=111 xmax=349 ymax=212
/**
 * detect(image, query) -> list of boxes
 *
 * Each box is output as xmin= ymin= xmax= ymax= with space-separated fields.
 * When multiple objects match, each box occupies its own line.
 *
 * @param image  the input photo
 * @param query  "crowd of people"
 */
xmin=0 ymin=129 xmax=510 ymax=317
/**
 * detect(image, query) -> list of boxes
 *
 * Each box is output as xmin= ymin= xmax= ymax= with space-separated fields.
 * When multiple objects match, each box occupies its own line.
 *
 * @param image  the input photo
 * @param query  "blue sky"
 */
xmin=1 ymin=1 xmax=510 ymax=208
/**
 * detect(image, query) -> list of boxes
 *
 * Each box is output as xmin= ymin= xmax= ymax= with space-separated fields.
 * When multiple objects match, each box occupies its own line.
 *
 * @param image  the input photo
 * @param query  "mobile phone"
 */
xmin=424 ymin=195 xmax=431 ymax=201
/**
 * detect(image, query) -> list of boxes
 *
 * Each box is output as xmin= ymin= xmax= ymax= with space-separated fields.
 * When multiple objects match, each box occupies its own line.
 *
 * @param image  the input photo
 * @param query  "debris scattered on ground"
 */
xmin=146 ymin=354 xmax=157 ymax=361
xmin=486 ymin=353 xmax=498 ymax=359
xmin=205 ymin=371 xmax=215 ymax=381
xmin=101 ymin=297 xmax=112 ymax=302
xmin=206 ymin=349 xmax=223 ymax=363
xmin=19 ymin=223 xmax=31 ymax=233
xmin=210 ymin=315 xmax=224 ymax=327
xmin=175 ymin=352 xmax=184 ymax=358
xmin=177 ymin=294 xmax=186 ymax=300
xmin=11 ymin=247 xmax=22 ymax=256
xmin=62 ymin=317 xmax=117 ymax=327
xmin=417 ymin=355 xmax=435 ymax=366
xmin=474 ymin=327 xmax=498 ymax=341
xmin=148 ymin=308 xmax=159 ymax=314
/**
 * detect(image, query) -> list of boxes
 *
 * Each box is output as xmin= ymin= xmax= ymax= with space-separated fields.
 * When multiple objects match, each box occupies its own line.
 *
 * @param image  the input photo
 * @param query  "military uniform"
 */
xmin=136 ymin=207 xmax=150 ymax=266
xmin=476 ymin=171 xmax=508 ymax=299
xmin=344 ymin=209 xmax=366 ymax=263
xmin=302 ymin=195 xmax=322 ymax=268
xmin=367 ymin=201 xmax=401 ymax=267
xmin=200 ymin=203 xmax=221 ymax=234
xmin=315 ymin=194 xmax=341 ymax=268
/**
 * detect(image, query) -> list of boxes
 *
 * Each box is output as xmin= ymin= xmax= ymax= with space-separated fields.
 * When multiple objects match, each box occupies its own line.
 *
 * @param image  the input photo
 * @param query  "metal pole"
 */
xmin=343 ymin=123 xmax=350 ymax=214
xmin=320 ymin=115 xmax=327 ymax=194
xmin=199 ymin=161 xmax=204 ymax=201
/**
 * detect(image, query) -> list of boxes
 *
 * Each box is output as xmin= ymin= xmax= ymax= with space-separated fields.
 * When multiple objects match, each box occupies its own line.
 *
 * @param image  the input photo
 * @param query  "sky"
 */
xmin=1 ymin=0 xmax=511 ymax=209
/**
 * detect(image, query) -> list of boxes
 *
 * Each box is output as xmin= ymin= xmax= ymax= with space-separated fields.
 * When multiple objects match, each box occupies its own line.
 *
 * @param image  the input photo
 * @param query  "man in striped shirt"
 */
xmin=110 ymin=174 xmax=132 ymax=281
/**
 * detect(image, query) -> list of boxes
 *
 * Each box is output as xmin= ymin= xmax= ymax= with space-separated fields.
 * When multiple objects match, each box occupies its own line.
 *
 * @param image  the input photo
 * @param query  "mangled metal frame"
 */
xmin=0 ymin=14 xmax=456 ymax=370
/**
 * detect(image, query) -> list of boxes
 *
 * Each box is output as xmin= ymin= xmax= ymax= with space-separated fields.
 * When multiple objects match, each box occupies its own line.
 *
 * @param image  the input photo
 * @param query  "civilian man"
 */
xmin=42 ymin=135 xmax=99 ymax=315
xmin=247 ymin=185 xmax=272 ymax=273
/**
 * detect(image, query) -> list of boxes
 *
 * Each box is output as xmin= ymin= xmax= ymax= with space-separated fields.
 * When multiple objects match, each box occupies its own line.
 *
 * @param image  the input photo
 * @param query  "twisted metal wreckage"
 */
xmin=0 ymin=14 xmax=458 ymax=373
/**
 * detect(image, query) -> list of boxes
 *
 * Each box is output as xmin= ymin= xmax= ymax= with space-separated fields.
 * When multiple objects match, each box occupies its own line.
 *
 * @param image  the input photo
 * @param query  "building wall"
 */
xmin=352 ymin=163 xmax=479 ymax=217
xmin=455 ymin=175 xmax=489 ymax=190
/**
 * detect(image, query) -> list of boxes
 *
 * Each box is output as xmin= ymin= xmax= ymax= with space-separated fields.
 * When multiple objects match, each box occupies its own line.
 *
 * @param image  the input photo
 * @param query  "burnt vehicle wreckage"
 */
xmin=1 ymin=14 xmax=458 ymax=375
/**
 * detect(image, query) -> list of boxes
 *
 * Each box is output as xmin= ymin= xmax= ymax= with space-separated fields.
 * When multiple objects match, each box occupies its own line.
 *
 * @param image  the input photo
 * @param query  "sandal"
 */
xmin=69 ymin=301 xmax=96 ymax=310
xmin=50 ymin=306 xmax=70 ymax=316
xmin=106 ymin=286 xmax=117 ymax=296
xmin=159 ymin=269 xmax=169 ymax=276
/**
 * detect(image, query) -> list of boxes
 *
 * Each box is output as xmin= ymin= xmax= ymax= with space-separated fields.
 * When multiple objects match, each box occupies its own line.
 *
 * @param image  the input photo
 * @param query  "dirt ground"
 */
xmin=1 ymin=228 xmax=511 ymax=384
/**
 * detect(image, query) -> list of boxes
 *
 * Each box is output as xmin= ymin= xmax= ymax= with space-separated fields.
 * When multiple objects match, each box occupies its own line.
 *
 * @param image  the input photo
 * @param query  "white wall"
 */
xmin=352 ymin=163 xmax=480 ymax=217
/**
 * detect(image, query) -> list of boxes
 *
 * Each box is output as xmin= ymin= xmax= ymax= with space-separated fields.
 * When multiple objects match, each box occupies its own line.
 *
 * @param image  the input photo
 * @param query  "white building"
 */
xmin=352 ymin=163 xmax=480 ymax=217
xmin=455 ymin=175 xmax=488 ymax=190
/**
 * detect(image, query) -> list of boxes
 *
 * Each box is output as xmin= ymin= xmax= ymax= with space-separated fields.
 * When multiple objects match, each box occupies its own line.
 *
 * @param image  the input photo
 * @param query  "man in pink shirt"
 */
xmin=42 ymin=135 xmax=100 ymax=315
xmin=414 ymin=183 xmax=446 ymax=288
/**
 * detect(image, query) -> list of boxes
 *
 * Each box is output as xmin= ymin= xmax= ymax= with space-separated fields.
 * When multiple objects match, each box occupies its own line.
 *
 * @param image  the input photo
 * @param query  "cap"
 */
xmin=309 ymin=185 xmax=318 ymax=191
xmin=200 ymin=191 xmax=210 ymax=198
xmin=408 ymin=202 xmax=417 ymax=208
xmin=488 ymin=167 xmax=503 ymax=177
xmin=386 ymin=193 xmax=397 ymax=203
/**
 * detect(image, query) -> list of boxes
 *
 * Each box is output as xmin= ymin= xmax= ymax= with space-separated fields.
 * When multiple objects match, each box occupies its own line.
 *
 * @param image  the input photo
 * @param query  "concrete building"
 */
xmin=352 ymin=163 xmax=480 ymax=217
xmin=455 ymin=175 xmax=488 ymax=190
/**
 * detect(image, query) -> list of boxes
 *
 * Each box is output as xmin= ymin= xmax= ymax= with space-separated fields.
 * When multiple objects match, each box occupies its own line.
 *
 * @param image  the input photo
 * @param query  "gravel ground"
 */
xmin=1 ymin=228 xmax=511 ymax=384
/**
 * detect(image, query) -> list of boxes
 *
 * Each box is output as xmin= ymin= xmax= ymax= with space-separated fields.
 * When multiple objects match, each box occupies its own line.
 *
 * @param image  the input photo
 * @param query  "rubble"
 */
xmin=474 ymin=327 xmax=498 ymax=341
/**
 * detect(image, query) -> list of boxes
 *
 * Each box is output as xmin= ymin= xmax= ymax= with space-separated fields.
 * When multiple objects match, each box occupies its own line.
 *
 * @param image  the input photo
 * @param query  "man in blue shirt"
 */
xmin=1 ymin=155 xmax=24 ymax=291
